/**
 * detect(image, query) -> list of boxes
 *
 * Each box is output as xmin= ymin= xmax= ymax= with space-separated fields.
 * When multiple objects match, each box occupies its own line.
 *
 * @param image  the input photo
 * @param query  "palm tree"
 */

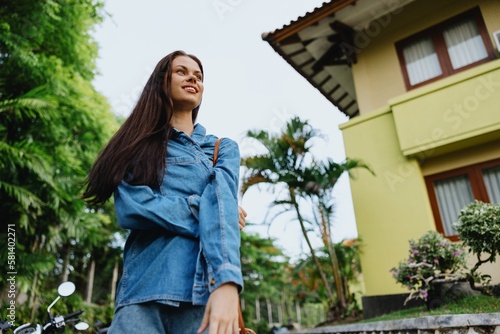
xmin=240 ymin=116 xmax=372 ymax=318
xmin=302 ymin=158 xmax=371 ymax=312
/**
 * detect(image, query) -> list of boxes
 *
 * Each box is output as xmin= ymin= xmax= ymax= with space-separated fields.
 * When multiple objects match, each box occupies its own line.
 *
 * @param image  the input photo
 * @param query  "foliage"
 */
xmin=240 ymin=231 xmax=289 ymax=305
xmin=243 ymin=319 xmax=270 ymax=334
xmin=390 ymin=231 xmax=467 ymax=303
xmin=291 ymin=239 xmax=362 ymax=305
xmin=454 ymin=200 xmax=500 ymax=278
xmin=334 ymin=239 xmax=363 ymax=283
xmin=241 ymin=116 xmax=371 ymax=320
xmin=235 ymin=230 xmax=332 ymax=330
xmin=0 ymin=0 xmax=122 ymax=318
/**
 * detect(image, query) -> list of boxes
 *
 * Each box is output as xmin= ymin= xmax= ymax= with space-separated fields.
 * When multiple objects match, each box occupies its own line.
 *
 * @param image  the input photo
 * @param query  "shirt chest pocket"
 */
xmin=163 ymin=156 xmax=210 ymax=195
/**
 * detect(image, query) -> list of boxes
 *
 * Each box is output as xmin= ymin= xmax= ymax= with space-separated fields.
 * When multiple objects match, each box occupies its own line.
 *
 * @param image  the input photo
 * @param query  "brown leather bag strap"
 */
xmin=213 ymin=138 xmax=222 ymax=167
xmin=238 ymin=301 xmax=245 ymax=333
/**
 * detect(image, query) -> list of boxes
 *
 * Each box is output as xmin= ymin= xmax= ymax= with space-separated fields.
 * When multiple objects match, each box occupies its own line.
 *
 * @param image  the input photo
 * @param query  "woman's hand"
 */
xmin=197 ymin=283 xmax=239 ymax=334
xmin=238 ymin=206 xmax=247 ymax=230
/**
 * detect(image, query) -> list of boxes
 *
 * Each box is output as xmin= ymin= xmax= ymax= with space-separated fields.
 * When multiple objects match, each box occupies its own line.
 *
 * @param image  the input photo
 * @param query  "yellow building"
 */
xmin=263 ymin=0 xmax=500 ymax=317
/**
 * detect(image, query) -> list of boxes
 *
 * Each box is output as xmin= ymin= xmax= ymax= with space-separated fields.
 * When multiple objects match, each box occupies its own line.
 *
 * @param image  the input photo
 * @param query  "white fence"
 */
xmin=242 ymin=298 xmax=326 ymax=329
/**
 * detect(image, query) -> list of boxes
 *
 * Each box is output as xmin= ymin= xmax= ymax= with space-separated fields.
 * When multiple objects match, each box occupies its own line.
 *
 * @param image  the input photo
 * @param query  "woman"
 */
xmin=83 ymin=50 xmax=244 ymax=333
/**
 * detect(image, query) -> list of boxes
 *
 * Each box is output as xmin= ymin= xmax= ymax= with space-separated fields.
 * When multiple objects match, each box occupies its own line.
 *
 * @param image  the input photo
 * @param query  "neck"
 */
xmin=170 ymin=110 xmax=194 ymax=136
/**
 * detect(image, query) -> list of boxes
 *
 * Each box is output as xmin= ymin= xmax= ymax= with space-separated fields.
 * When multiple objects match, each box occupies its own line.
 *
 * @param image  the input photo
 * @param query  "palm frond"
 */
xmin=0 ymin=85 xmax=56 ymax=122
xmin=0 ymin=181 xmax=43 ymax=212
xmin=0 ymin=140 xmax=56 ymax=187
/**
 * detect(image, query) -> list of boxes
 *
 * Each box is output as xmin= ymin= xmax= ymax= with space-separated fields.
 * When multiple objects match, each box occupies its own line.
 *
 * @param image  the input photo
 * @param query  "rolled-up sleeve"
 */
xmin=198 ymin=139 xmax=243 ymax=292
xmin=114 ymin=181 xmax=200 ymax=238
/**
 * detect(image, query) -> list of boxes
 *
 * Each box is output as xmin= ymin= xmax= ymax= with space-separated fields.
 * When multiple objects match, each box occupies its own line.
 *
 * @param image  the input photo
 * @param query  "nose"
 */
xmin=187 ymin=73 xmax=197 ymax=83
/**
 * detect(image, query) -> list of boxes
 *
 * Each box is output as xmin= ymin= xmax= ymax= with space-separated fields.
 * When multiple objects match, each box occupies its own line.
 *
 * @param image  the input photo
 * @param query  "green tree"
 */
xmin=291 ymin=240 xmax=363 ymax=320
xmin=0 ymin=0 xmax=121 ymax=311
xmin=240 ymin=231 xmax=290 ymax=326
xmin=240 ymin=116 xmax=370 ymax=320
xmin=0 ymin=87 xmax=60 ymax=298
xmin=240 ymin=231 xmax=289 ymax=302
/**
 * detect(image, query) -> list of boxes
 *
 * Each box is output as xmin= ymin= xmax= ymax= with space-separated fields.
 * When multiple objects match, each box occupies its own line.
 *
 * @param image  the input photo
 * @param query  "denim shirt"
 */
xmin=113 ymin=123 xmax=243 ymax=310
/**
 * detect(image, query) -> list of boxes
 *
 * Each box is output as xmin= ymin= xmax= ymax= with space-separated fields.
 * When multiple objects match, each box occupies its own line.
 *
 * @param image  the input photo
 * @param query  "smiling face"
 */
xmin=169 ymin=55 xmax=204 ymax=113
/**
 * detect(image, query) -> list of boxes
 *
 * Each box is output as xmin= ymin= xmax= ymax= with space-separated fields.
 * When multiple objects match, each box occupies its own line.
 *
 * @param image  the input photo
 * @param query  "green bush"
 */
xmin=454 ymin=200 xmax=500 ymax=288
xmin=390 ymin=231 xmax=467 ymax=303
xmin=454 ymin=200 xmax=500 ymax=265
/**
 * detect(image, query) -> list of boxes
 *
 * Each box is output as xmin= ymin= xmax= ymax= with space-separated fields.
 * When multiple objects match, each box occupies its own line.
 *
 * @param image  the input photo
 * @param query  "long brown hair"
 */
xmin=82 ymin=50 xmax=204 ymax=206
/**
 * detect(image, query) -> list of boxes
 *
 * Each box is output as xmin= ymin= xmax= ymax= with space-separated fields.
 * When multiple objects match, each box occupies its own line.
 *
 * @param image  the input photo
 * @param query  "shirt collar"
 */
xmin=191 ymin=123 xmax=206 ymax=141
xmin=170 ymin=123 xmax=206 ymax=142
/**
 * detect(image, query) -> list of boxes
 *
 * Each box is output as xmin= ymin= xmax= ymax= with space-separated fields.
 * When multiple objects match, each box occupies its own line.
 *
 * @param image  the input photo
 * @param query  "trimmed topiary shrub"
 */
xmin=454 ymin=200 xmax=500 ymax=289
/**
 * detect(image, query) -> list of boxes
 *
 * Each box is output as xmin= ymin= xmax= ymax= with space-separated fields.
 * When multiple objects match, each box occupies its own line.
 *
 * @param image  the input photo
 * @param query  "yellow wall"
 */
xmin=352 ymin=0 xmax=500 ymax=115
xmin=340 ymin=109 xmax=436 ymax=296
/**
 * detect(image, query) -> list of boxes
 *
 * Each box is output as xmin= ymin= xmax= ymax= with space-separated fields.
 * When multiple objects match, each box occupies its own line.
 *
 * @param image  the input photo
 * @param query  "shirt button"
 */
xmin=210 ymin=278 xmax=215 ymax=285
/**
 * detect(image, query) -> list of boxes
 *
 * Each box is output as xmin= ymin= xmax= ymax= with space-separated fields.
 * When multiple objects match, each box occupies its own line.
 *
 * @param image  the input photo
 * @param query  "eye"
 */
xmin=176 ymin=69 xmax=185 ymax=75
xmin=196 ymin=74 xmax=203 ymax=81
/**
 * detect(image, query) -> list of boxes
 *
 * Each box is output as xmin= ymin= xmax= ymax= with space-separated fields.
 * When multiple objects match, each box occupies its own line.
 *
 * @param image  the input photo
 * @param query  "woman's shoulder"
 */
xmin=208 ymin=135 xmax=238 ymax=150
xmin=202 ymin=135 xmax=239 ymax=164
xmin=194 ymin=123 xmax=238 ymax=151
xmin=213 ymin=135 xmax=236 ymax=145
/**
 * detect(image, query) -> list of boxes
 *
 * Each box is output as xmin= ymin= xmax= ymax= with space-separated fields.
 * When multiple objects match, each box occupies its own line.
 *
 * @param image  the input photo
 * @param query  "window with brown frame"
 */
xmin=396 ymin=7 xmax=496 ymax=90
xmin=425 ymin=159 xmax=500 ymax=241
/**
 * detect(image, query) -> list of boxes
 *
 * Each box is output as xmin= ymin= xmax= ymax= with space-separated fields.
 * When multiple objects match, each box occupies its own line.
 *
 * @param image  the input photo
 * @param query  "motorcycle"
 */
xmin=1 ymin=281 xmax=89 ymax=334
xmin=92 ymin=320 xmax=108 ymax=334
xmin=0 ymin=321 xmax=13 ymax=334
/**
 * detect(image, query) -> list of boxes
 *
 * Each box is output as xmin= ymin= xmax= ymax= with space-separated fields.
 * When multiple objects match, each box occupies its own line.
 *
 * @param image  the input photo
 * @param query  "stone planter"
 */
xmin=427 ymin=280 xmax=481 ymax=309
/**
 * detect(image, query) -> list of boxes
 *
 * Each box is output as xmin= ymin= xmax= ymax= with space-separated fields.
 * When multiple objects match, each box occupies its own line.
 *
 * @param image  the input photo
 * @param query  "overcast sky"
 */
xmin=92 ymin=0 xmax=357 ymax=260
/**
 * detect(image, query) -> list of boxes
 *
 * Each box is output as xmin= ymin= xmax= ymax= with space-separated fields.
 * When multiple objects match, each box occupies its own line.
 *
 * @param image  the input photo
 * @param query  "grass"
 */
xmin=358 ymin=295 xmax=500 ymax=324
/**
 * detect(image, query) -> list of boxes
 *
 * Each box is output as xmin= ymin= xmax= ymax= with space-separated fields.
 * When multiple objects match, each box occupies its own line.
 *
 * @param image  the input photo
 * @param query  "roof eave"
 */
xmin=262 ymin=0 xmax=358 ymax=45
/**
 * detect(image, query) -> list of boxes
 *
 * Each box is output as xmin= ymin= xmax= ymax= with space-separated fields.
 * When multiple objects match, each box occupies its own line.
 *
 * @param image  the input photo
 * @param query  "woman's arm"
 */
xmin=114 ymin=181 xmax=200 ymax=237
xmin=199 ymin=138 xmax=243 ymax=288
xmin=197 ymin=283 xmax=240 ymax=334
xmin=197 ymin=138 xmax=243 ymax=332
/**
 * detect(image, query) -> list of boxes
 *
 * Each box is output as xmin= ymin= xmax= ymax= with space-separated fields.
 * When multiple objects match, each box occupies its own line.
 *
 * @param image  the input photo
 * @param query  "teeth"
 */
xmin=184 ymin=87 xmax=196 ymax=92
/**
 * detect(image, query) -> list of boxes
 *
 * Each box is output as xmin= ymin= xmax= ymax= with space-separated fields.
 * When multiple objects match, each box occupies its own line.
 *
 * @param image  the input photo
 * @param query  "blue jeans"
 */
xmin=107 ymin=302 xmax=207 ymax=333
